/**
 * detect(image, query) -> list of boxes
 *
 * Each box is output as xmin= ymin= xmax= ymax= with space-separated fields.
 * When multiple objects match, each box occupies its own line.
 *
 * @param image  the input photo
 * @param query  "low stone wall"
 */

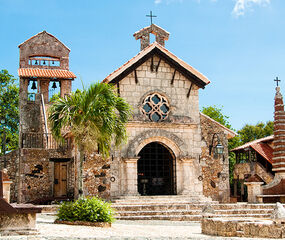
xmin=201 ymin=217 xmax=285 ymax=238
xmin=0 ymin=213 xmax=38 ymax=236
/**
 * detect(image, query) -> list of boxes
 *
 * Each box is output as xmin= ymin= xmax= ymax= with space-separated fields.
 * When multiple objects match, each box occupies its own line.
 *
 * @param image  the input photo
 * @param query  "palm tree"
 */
xmin=48 ymin=82 xmax=132 ymax=197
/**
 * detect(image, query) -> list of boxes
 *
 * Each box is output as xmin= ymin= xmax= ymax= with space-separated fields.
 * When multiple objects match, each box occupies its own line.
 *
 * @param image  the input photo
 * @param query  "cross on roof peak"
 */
xmin=146 ymin=11 xmax=157 ymax=25
xmin=274 ymin=77 xmax=281 ymax=87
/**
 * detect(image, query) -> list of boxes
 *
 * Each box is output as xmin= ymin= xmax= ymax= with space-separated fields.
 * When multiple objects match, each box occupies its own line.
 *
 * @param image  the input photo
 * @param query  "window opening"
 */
xmin=141 ymin=93 xmax=170 ymax=122
xmin=29 ymin=56 xmax=60 ymax=67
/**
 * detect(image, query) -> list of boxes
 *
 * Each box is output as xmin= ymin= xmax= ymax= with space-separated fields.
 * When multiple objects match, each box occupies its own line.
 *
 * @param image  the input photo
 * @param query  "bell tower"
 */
xmin=18 ymin=31 xmax=76 ymax=139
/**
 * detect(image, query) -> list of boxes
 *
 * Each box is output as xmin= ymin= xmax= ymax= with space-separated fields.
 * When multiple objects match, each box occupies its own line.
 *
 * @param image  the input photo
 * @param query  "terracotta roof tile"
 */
xmin=18 ymin=68 xmax=76 ymax=79
xmin=251 ymin=142 xmax=273 ymax=164
xmin=232 ymin=135 xmax=274 ymax=151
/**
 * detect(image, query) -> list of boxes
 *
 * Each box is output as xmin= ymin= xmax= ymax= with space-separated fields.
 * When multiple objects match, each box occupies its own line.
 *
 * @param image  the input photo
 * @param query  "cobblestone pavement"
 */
xmin=0 ymin=214 xmax=283 ymax=240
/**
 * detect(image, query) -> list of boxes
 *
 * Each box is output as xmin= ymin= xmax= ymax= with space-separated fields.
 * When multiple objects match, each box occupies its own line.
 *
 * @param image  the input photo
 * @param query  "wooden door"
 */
xmin=54 ymin=162 xmax=67 ymax=197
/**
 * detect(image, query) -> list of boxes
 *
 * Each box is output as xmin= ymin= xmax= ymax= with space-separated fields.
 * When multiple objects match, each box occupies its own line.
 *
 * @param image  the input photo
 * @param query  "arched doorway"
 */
xmin=137 ymin=142 xmax=176 ymax=195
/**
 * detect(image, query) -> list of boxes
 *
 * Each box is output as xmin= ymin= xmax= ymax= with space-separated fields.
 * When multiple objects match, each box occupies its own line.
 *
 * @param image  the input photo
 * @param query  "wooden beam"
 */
xmin=171 ymin=70 xmax=176 ymax=85
xmin=117 ymin=82 xmax=120 ymax=96
xmin=156 ymin=58 xmax=161 ymax=72
xmin=151 ymin=56 xmax=154 ymax=72
xmin=187 ymin=83 xmax=193 ymax=98
xmin=134 ymin=70 xmax=138 ymax=84
xmin=109 ymin=48 xmax=206 ymax=89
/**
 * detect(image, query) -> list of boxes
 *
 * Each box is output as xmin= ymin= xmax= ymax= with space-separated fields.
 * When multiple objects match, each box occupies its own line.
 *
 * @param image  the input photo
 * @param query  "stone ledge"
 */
xmin=54 ymin=219 xmax=111 ymax=228
xmin=201 ymin=217 xmax=285 ymax=238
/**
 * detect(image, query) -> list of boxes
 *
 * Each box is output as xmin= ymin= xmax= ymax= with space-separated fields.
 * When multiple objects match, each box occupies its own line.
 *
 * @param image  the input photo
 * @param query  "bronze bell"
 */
xmin=52 ymin=81 xmax=57 ymax=89
xmin=31 ymin=81 xmax=37 ymax=90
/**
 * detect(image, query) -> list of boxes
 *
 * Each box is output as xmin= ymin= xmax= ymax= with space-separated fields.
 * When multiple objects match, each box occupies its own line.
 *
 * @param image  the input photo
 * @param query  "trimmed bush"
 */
xmin=56 ymin=197 xmax=115 ymax=223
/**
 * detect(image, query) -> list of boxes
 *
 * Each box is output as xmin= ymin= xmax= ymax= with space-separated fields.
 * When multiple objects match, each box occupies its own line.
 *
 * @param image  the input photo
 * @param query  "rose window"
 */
xmin=141 ymin=93 xmax=170 ymax=122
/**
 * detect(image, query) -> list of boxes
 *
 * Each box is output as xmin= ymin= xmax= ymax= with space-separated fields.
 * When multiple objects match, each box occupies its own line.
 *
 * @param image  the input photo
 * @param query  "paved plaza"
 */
xmin=0 ymin=214 xmax=282 ymax=240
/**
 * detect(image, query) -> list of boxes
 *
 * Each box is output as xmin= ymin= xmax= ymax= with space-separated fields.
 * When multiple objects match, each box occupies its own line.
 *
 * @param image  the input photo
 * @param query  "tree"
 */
xmin=0 ymin=70 xmax=19 ymax=155
xmin=48 ymin=82 xmax=132 ymax=196
xmin=202 ymin=105 xmax=231 ymax=129
xmin=238 ymin=121 xmax=273 ymax=145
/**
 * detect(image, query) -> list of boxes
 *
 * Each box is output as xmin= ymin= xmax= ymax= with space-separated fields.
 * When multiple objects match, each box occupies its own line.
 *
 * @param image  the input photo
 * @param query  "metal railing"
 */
xmin=21 ymin=132 xmax=71 ymax=150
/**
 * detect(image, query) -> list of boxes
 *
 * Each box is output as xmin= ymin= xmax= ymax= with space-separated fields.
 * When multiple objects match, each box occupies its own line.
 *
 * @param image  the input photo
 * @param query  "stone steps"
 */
xmin=116 ymin=213 xmax=271 ymax=221
xmin=111 ymin=196 xmax=280 ymax=221
xmin=116 ymin=209 xmax=273 ymax=217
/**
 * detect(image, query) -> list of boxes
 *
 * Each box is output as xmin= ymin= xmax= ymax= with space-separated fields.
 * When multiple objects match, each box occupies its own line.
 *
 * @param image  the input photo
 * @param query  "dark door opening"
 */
xmin=138 ymin=142 xmax=176 ymax=195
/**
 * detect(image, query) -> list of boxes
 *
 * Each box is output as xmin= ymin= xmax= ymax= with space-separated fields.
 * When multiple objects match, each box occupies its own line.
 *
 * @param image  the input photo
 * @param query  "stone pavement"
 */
xmin=0 ymin=214 xmax=283 ymax=240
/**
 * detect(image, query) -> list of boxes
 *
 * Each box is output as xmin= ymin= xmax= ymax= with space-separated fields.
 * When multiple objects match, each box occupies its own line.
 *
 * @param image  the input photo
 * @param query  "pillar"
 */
xmin=123 ymin=157 xmax=140 ymax=196
xmin=180 ymin=157 xmax=201 ymax=195
xmin=245 ymin=182 xmax=263 ymax=203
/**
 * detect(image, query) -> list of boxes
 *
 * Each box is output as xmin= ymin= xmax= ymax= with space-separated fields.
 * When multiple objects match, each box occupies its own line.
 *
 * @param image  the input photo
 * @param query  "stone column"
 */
xmin=180 ymin=157 xmax=197 ymax=195
xmin=245 ymin=182 xmax=263 ymax=203
xmin=123 ymin=157 xmax=140 ymax=196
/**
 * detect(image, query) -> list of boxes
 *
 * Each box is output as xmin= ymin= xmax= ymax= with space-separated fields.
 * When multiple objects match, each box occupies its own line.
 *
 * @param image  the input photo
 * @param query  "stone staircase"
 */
xmin=111 ymin=196 xmax=277 ymax=221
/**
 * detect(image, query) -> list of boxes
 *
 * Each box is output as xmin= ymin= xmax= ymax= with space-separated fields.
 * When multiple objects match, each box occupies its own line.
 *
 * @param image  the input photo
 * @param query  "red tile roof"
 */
xmin=18 ymin=68 xmax=76 ymax=79
xmin=231 ymin=135 xmax=274 ymax=151
xmin=103 ymin=42 xmax=210 ymax=86
xmin=251 ymin=142 xmax=273 ymax=164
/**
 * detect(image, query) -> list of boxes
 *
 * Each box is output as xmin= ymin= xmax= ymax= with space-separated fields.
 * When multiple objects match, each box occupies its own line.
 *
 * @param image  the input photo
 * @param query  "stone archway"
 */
xmin=137 ymin=141 xmax=176 ymax=195
xmin=125 ymin=129 xmax=187 ymax=159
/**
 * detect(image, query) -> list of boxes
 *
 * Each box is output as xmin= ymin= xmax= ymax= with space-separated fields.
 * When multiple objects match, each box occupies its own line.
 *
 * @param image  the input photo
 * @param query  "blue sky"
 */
xmin=0 ymin=0 xmax=283 ymax=130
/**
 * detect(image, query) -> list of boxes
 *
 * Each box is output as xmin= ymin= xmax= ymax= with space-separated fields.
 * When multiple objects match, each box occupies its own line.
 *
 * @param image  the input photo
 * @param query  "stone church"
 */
xmin=2 ymin=24 xmax=236 ymax=204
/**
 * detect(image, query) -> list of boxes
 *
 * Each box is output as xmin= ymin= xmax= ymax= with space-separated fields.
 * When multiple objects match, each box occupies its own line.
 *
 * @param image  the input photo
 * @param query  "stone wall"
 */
xmin=0 ymin=150 xmax=20 ymax=203
xmin=18 ymin=148 xmax=74 ymax=203
xmin=202 ymin=217 xmax=285 ymax=238
xmin=234 ymin=162 xmax=273 ymax=184
xmin=83 ymin=153 xmax=111 ymax=200
xmin=19 ymin=31 xmax=70 ymax=70
xmin=200 ymin=114 xmax=230 ymax=202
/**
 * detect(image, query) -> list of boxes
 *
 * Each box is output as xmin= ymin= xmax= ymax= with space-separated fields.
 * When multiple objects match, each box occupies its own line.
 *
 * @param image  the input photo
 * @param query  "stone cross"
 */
xmin=146 ymin=11 xmax=157 ymax=25
xmin=274 ymin=77 xmax=281 ymax=87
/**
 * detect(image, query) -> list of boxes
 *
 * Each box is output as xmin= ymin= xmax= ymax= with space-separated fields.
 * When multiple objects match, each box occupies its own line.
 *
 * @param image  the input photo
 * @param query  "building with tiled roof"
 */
xmin=2 ymin=25 xmax=236 ymax=204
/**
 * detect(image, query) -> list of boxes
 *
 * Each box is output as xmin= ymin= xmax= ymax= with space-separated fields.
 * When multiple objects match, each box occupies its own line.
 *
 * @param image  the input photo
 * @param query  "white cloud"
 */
xmin=232 ymin=0 xmax=271 ymax=17
xmin=155 ymin=0 xmax=162 ymax=4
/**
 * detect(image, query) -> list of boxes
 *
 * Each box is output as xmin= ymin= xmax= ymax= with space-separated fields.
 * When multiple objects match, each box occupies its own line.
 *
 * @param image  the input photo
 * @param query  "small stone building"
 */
xmin=2 ymin=25 xmax=236 ymax=203
xmin=232 ymin=136 xmax=274 ymax=201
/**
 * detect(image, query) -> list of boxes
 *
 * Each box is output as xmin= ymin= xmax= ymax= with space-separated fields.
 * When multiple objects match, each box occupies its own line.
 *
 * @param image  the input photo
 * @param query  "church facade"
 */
xmin=2 ymin=24 xmax=236 ymax=204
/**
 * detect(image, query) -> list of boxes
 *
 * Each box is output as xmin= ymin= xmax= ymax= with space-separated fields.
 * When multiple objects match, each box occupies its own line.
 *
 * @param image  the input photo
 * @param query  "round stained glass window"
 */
xmin=141 ymin=93 xmax=170 ymax=122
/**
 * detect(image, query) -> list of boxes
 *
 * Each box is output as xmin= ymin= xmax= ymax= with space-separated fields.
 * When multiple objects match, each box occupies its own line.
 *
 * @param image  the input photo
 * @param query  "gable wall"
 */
xmin=111 ymin=55 xmax=205 ymax=197
xmin=119 ymin=55 xmax=200 ymax=123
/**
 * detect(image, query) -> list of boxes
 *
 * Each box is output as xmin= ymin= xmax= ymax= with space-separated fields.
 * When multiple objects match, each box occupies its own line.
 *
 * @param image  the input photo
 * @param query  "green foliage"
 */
xmin=49 ymin=92 xmax=60 ymax=103
xmin=202 ymin=105 xmax=231 ymax=129
xmin=48 ymin=82 xmax=132 ymax=157
xmin=238 ymin=121 xmax=273 ymax=145
xmin=56 ymin=197 xmax=115 ymax=223
xmin=0 ymin=70 xmax=19 ymax=154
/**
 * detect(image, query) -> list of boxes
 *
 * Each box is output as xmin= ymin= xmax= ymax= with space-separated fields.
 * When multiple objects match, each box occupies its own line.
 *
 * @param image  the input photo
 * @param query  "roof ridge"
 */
xmin=103 ymin=42 xmax=210 ymax=86
xmin=199 ymin=112 xmax=237 ymax=138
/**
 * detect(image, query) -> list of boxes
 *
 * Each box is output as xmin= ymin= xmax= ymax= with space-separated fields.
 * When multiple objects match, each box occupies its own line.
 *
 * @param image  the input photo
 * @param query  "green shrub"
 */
xmin=56 ymin=197 xmax=115 ymax=223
